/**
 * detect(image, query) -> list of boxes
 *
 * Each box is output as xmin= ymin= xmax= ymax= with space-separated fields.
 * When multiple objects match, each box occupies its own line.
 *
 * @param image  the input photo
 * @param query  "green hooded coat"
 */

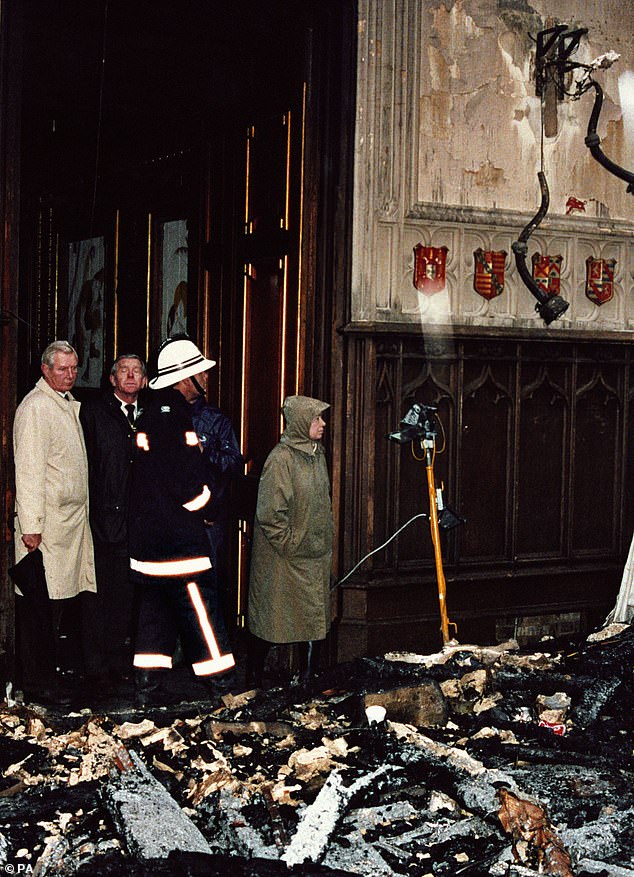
xmin=247 ymin=396 xmax=334 ymax=643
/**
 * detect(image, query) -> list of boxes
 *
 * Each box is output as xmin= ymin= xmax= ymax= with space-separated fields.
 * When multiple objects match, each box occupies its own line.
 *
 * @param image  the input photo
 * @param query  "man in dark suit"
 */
xmin=79 ymin=353 xmax=147 ymax=683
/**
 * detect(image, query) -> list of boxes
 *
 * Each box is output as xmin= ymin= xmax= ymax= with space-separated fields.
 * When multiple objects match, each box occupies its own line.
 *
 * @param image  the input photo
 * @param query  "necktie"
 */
xmin=63 ymin=393 xmax=71 ymax=400
xmin=125 ymin=404 xmax=136 ymax=426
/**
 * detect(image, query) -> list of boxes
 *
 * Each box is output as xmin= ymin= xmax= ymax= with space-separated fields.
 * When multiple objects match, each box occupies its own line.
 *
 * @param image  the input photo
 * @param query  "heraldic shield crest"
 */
xmin=585 ymin=256 xmax=616 ymax=306
xmin=473 ymin=249 xmax=507 ymax=300
xmin=532 ymin=253 xmax=563 ymax=298
xmin=413 ymin=244 xmax=448 ymax=296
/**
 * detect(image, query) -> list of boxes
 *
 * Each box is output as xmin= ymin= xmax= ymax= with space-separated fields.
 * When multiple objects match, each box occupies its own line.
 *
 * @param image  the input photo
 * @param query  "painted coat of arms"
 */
xmin=585 ymin=256 xmax=616 ymax=306
xmin=473 ymin=249 xmax=507 ymax=300
xmin=532 ymin=253 xmax=563 ymax=298
xmin=413 ymin=244 xmax=448 ymax=296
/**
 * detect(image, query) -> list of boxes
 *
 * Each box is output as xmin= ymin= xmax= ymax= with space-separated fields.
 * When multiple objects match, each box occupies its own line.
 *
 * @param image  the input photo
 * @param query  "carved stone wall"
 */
xmin=352 ymin=0 xmax=634 ymax=330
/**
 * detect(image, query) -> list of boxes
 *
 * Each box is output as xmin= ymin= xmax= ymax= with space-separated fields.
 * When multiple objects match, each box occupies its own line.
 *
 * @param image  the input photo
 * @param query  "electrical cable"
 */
xmin=334 ymin=512 xmax=428 ymax=588
xmin=411 ymin=440 xmax=427 ymax=462
xmin=436 ymin=414 xmax=447 ymax=454
xmin=540 ymin=76 xmax=545 ymax=175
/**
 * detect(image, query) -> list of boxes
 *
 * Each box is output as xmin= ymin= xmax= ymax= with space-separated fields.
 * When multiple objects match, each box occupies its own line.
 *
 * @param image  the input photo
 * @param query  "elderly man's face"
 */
xmin=41 ymin=352 xmax=78 ymax=393
xmin=110 ymin=357 xmax=146 ymax=399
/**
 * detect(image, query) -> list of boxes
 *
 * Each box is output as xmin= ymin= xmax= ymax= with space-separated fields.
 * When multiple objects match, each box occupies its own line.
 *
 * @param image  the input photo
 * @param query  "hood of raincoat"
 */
xmin=280 ymin=395 xmax=329 ymax=455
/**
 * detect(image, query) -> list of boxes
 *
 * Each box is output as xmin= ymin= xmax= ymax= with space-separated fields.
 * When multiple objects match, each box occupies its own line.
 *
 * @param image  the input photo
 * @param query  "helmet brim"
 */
xmin=149 ymin=356 xmax=216 ymax=389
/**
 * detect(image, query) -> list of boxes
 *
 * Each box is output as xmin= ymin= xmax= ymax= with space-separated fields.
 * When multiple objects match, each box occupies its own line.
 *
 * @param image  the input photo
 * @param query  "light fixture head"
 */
xmin=535 ymin=294 xmax=569 ymax=325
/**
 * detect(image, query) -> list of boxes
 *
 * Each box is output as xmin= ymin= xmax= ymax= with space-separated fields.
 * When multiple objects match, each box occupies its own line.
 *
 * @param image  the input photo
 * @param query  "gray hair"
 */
xmin=110 ymin=353 xmax=147 ymax=376
xmin=41 ymin=340 xmax=78 ymax=367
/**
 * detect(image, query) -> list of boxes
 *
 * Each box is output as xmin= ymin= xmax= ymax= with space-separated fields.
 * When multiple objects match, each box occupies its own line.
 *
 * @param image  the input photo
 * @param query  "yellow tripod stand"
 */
xmin=420 ymin=436 xmax=458 ymax=646
xmin=389 ymin=402 xmax=460 ymax=646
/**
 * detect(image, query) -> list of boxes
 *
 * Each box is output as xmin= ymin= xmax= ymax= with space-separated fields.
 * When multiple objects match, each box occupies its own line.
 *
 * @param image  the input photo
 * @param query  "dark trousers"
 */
xmin=15 ymin=590 xmax=102 ymax=687
xmin=15 ymin=591 xmax=56 ymax=688
xmin=204 ymin=522 xmax=230 ymax=626
xmin=94 ymin=544 xmax=135 ymax=675
xmin=133 ymin=568 xmax=233 ymax=672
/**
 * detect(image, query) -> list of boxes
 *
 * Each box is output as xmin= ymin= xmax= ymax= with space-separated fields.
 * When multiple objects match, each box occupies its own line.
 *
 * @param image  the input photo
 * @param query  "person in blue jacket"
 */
xmin=168 ymin=334 xmax=243 ymax=608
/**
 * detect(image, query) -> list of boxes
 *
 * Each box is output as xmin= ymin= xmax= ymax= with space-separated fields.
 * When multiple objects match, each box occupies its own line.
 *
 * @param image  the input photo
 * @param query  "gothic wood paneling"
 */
xmin=337 ymin=326 xmax=632 ymax=659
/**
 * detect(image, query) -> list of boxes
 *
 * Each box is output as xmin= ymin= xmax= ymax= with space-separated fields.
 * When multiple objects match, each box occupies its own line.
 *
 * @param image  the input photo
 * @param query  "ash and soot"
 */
xmin=0 ymin=625 xmax=632 ymax=876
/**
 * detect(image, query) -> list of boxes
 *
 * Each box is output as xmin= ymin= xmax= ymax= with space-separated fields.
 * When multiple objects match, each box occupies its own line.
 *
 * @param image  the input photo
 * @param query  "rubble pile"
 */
xmin=0 ymin=625 xmax=632 ymax=876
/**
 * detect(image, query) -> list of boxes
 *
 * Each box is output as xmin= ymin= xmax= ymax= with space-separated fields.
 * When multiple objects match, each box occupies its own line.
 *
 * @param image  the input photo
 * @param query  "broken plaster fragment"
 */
xmin=25 ymin=717 xmax=48 ymax=739
xmin=220 ymin=689 xmax=257 ymax=709
xmin=323 ymin=736 xmax=349 ymax=758
xmin=297 ymin=705 xmax=334 ymax=729
xmin=459 ymin=669 xmax=488 ymax=695
xmin=287 ymin=745 xmax=338 ymax=781
xmin=114 ymin=719 xmax=157 ymax=739
xmin=269 ymin=780 xmax=302 ymax=806
xmin=429 ymin=790 xmax=460 ymax=813
xmin=473 ymin=692 xmax=503 ymax=714
xmin=587 ymin=622 xmax=629 ymax=643
xmin=538 ymin=692 xmax=572 ymax=710
xmin=441 ymin=679 xmax=462 ymax=698
xmin=140 ymin=726 xmax=186 ymax=753
xmin=471 ymin=726 xmax=519 ymax=745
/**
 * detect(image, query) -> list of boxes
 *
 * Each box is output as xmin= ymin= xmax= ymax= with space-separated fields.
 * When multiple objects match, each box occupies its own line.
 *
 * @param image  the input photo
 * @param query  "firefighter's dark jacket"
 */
xmin=80 ymin=390 xmax=139 ymax=545
xmin=128 ymin=388 xmax=211 ymax=568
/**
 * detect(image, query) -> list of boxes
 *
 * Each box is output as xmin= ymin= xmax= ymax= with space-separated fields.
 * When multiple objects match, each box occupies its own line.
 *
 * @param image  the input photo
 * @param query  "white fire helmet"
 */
xmin=149 ymin=337 xmax=216 ymax=390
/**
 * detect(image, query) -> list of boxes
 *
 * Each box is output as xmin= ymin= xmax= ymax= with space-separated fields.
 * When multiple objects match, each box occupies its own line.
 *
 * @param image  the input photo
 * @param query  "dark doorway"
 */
xmin=5 ymin=0 xmax=356 ymax=675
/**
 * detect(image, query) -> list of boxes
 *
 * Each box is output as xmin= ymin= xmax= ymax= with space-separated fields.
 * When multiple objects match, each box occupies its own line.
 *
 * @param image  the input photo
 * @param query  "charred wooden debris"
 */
xmin=0 ymin=624 xmax=632 ymax=876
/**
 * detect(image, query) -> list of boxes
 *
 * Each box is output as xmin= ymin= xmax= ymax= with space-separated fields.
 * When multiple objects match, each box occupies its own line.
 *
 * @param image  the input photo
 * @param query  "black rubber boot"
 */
xmin=134 ymin=669 xmax=164 ymax=708
xmin=245 ymin=634 xmax=271 ymax=689
xmin=197 ymin=668 xmax=238 ymax=701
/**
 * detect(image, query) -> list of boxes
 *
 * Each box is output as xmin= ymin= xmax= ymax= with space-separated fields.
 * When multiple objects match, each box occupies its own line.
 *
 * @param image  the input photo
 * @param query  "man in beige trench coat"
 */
xmin=13 ymin=340 xmax=97 ymax=702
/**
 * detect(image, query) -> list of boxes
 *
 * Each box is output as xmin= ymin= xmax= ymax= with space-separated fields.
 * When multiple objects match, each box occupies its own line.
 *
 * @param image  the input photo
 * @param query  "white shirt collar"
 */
xmin=114 ymin=394 xmax=137 ymax=414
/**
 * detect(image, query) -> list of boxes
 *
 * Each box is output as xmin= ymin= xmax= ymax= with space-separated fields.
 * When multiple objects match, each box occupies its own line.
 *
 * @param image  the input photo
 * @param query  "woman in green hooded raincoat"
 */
xmin=246 ymin=395 xmax=334 ymax=685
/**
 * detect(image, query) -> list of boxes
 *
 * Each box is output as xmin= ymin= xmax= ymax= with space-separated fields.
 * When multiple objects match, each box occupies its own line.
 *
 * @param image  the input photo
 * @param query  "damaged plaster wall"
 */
xmin=352 ymin=0 xmax=634 ymax=329
xmin=417 ymin=0 xmax=634 ymax=214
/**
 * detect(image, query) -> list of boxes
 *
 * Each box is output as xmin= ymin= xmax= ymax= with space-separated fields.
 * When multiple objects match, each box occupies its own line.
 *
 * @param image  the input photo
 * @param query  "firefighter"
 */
xmin=128 ymin=337 xmax=235 ymax=707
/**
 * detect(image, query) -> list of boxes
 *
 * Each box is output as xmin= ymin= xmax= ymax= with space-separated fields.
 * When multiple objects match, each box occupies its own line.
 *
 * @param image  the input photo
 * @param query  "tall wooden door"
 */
xmin=235 ymin=105 xmax=306 ymax=624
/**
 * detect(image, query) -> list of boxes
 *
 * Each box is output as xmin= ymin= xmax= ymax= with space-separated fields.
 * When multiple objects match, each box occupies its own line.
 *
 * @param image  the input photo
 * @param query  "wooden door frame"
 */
xmin=0 ymin=0 xmax=23 ymax=686
xmin=201 ymin=0 xmax=358 ymax=641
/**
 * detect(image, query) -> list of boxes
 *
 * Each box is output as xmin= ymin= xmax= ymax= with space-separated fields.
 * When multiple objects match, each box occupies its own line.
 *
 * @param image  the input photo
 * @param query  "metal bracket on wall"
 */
xmin=535 ymin=25 xmax=587 ymax=100
xmin=536 ymin=25 xmax=634 ymax=195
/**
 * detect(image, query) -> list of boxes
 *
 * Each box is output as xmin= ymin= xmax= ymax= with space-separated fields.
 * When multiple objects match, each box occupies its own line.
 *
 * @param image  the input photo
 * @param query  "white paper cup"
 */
xmin=365 ymin=705 xmax=387 ymax=725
